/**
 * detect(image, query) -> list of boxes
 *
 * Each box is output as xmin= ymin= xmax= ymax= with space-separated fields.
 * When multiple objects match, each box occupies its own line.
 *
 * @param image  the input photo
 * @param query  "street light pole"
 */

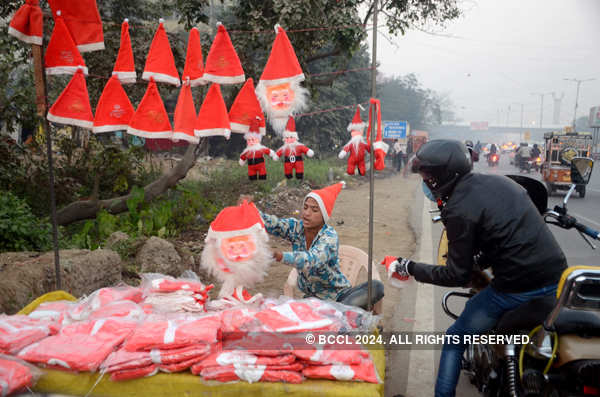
xmin=564 ymin=78 xmax=595 ymax=131
xmin=531 ymin=92 xmax=552 ymax=129
xmin=511 ymin=103 xmax=524 ymax=141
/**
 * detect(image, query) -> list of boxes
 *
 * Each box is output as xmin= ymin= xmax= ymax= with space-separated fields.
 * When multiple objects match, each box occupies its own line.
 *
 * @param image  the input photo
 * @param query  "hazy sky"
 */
xmin=371 ymin=0 xmax=600 ymax=128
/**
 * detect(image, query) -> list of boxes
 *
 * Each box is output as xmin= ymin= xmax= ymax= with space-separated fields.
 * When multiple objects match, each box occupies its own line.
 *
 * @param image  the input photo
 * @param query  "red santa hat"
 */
xmin=206 ymin=200 xmax=265 ymax=240
xmin=229 ymin=78 xmax=266 ymax=135
xmin=194 ymin=83 xmax=231 ymax=139
xmin=48 ymin=0 xmax=104 ymax=52
xmin=142 ymin=19 xmax=180 ymax=87
xmin=45 ymin=11 xmax=88 ymax=76
xmin=283 ymin=116 xmax=298 ymax=139
xmin=259 ymin=24 xmax=305 ymax=86
xmin=47 ymin=68 xmax=94 ymax=129
xmin=182 ymin=27 xmax=206 ymax=87
xmin=127 ymin=78 xmax=172 ymax=139
xmin=8 ymin=0 xmax=43 ymax=45
xmin=304 ymin=182 xmax=345 ymax=223
xmin=112 ymin=19 xmax=136 ymax=84
xmin=93 ymin=75 xmax=134 ymax=133
xmin=347 ymin=105 xmax=366 ymax=132
xmin=172 ymin=80 xmax=199 ymax=144
xmin=203 ymin=22 xmax=245 ymax=85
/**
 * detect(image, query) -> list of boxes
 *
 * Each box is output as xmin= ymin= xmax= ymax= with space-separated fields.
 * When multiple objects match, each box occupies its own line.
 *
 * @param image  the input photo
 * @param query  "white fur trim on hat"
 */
xmin=194 ymin=128 xmax=231 ymax=140
xmin=202 ymin=73 xmax=245 ymax=85
xmin=111 ymin=71 xmax=137 ymax=84
xmin=305 ymin=192 xmax=329 ymax=223
xmin=46 ymin=66 xmax=89 ymax=76
xmin=172 ymin=132 xmax=200 ymax=144
xmin=206 ymin=222 xmax=266 ymax=241
xmin=258 ymin=74 xmax=305 ymax=86
xmin=92 ymin=124 xmax=130 ymax=134
xmin=230 ymin=122 xmax=266 ymax=135
xmin=142 ymin=72 xmax=181 ymax=87
xmin=347 ymin=122 xmax=366 ymax=132
xmin=77 ymin=42 xmax=105 ymax=53
xmin=126 ymin=127 xmax=173 ymax=139
xmin=47 ymin=114 xmax=93 ymax=130
xmin=7 ymin=27 xmax=42 ymax=45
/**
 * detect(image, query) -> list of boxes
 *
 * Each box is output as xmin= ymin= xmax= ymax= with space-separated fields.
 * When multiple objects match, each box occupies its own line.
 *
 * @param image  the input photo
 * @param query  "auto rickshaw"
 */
xmin=541 ymin=130 xmax=593 ymax=197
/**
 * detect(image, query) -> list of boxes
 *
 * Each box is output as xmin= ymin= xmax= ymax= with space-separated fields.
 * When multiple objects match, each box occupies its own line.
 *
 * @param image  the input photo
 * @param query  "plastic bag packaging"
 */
xmin=88 ymin=300 xmax=146 ymax=321
xmin=198 ymin=365 xmax=304 ymax=384
xmin=140 ymin=273 xmax=214 ymax=313
xmin=193 ymin=350 xmax=296 ymax=373
xmin=122 ymin=313 xmax=221 ymax=352
xmin=293 ymin=343 xmax=371 ymax=365
xmin=0 ymin=314 xmax=59 ymax=355
xmin=67 ymin=284 xmax=143 ymax=322
xmin=0 ymin=354 xmax=43 ymax=396
xmin=18 ymin=318 xmax=137 ymax=372
xmin=102 ymin=344 xmax=211 ymax=373
xmin=28 ymin=300 xmax=76 ymax=323
xmin=302 ymin=359 xmax=381 ymax=383
xmin=110 ymin=364 xmax=158 ymax=382
xmin=158 ymin=355 xmax=207 ymax=373
xmin=253 ymin=300 xmax=339 ymax=334
xmin=206 ymin=287 xmax=264 ymax=311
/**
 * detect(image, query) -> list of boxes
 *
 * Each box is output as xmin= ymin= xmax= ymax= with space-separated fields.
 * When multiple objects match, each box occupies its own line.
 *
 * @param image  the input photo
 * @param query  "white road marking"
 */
xmin=406 ymin=196 xmax=436 ymax=396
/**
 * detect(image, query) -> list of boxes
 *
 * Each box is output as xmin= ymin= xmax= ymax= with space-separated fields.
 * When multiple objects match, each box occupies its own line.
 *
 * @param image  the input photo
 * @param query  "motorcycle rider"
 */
xmin=385 ymin=139 xmax=567 ymax=397
xmin=516 ymin=143 xmax=533 ymax=169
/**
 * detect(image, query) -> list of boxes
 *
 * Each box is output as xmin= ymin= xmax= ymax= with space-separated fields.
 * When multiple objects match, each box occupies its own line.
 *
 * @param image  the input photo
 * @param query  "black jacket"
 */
xmin=408 ymin=173 xmax=567 ymax=293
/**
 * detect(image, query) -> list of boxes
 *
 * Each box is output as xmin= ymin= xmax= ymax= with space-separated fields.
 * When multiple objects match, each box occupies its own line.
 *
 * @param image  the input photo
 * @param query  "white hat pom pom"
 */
xmin=159 ymin=18 xmax=165 ymax=23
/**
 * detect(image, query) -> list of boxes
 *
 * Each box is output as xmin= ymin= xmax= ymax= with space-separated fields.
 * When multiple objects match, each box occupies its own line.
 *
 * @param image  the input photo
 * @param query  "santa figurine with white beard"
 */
xmin=239 ymin=117 xmax=279 ymax=180
xmin=338 ymin=106 xmax=371 ymax=176
xmin=201 ymin=200 xmax=272 ymax=302
xmin=256 ymin=25 xmax=308 ymax=135
xmin=276 ymin=116 xmax=314 ymax=180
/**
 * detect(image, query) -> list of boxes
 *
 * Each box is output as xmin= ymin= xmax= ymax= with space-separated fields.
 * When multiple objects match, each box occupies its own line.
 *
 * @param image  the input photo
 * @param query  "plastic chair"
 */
xmin=283 ymin=245 xmax=384 ymax=314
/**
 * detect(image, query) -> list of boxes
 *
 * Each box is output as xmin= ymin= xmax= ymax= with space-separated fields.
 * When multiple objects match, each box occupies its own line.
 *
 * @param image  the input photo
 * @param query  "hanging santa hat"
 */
xmin=194 ymin=83 xmax=231 ymax=139
xmin=172 ymin=79 xmax=199 ymax=144
xmin=142 ymin=19 xmax=180 ymax=87
xmin=207 ymin=200 xmax=265 ymax=240
xmin=367 ymin=98 xmax=388 ymax=171
xmin=47 ymin=67 xmax=94 ymax=129
xmin=229 ymin=78 xmax=266 ymax=135
xmin=48 ymin=0 xmax=104 ymax=52
xmin=203 ymin=22 xmax=245 ymax=85
xmin=127 ymin=77 xmax=172 ymax=139
xmin=304 ymin=182 xmax=345 ymax=223
xmin=45 ymin=11 xmax=88 ymax=76
xmin=8 ymin=0 xmax=43 ymax=45
xmin=347 ymin=105 xmax=366 ymax=132
xmin=283 ymin=116 xmax=298 ymax=139
xmin=259 ymin=24 xmax=305 ymax=86
xmin=93 ymin=75 xmax=134 ymax=133
xmin=182 ymin=27 xmax=206 ymax=87
xmin=112 ymin=19 xmax=136 ymax=84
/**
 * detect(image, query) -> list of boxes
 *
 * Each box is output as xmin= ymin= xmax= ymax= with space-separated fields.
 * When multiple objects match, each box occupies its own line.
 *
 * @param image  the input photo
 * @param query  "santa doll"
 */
xmin=200 ymin=200 xmax=272 ymax=298
xmin=276 ymin=116 xmax=314 ymax=180
xmin=338 ymin=106 xmax=370 ymax=176
xmin=239 ymin=117 xmax=278 ymax=180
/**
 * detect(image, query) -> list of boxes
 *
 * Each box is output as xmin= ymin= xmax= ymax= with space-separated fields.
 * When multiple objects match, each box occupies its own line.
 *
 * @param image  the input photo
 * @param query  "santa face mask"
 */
xmin=220 ymin=235 xmax=257 ymax=262
xmin=284 ymin=136 xmax=297 ymax=145
xmin=350 ymin=129 xmax=363 ymax=137
xmin=246 ymin=136 xmax=260 ymax=146
xmin=267 ymin=83 xmax=295 ymax=111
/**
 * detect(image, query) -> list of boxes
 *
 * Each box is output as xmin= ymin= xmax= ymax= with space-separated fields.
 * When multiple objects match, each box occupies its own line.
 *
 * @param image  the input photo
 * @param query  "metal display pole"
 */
xmin=367 ymin=0 xmax=378 ymax=312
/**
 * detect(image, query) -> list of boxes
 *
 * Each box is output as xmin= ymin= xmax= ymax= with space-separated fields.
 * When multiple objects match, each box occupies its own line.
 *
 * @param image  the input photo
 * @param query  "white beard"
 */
xmin=347 ymin=134 xmax=365 ymax=153
xmin=256 ymin=81 xmax=309 ymax=135
xmin=200 ymin=230 xmax=272 ymax=298
xmin=279 ymin=141 xmax=301 ymax=155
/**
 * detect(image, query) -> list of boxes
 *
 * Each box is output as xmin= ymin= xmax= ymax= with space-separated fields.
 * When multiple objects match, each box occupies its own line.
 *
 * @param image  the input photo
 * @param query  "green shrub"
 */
xmin=0 ymin=191 xmax=51 ymax=252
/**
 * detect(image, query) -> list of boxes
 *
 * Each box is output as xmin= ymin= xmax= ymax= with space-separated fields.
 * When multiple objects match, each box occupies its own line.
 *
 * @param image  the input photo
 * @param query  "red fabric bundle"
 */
xmin=28 ymin=300 xmax=74 ymax=323
xmin=0 ymin=315 xmax=59 ymax=354
xmin=198 ymin=365 xmax=303 ymax=384
xmin=302 ymin=360 xmax=380 ymax=383
xmin=123 ymin=314 xmax=221 ymax=351
xmin=110 ymin=364 xmax=158 ymax=381
xmin=255 ymin=301 xmax=337 ymax=333
xmin=294 ymin=344 xmax=371 ymax=365
xmin=0 ymin=357 xmax=34 ymax=396
xmin=18 ymin=319 xmax=136 ymax=372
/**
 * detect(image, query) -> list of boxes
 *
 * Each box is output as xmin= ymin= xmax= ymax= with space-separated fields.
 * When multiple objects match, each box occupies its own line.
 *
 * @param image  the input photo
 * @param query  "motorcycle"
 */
xmin=517 ymin=156 xmax=533 ymax=173
xmin=488 ymin=153 xmax=500 ymax=167
xmin=437 ymin=157 xmax=600 ymax=397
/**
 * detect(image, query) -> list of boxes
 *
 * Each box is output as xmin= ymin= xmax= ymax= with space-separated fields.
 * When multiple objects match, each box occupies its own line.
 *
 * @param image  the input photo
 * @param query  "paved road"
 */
xmin=429 ymin=153 xmax=600 ymax=396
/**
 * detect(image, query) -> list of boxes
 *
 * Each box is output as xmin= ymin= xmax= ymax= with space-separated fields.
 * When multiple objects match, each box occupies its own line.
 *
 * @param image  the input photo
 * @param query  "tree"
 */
xmin=1 ymin=0 xmax=462 ymax=225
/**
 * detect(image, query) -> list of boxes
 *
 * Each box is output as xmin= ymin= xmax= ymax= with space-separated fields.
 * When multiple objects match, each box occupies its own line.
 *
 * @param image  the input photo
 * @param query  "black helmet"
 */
xmin=464 ymin=140 xmax=474 ymax=149
xmin=410 ymin=139 xmax=472 ymax=199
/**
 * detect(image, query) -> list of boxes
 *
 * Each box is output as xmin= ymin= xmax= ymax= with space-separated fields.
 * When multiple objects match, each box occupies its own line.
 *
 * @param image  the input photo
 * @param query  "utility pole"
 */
xmin=366 ymin=0 xmax=378 ymax=312
xmin=564 ymin=78 xmax=595 ymax=131
xmin=511 ymin=103 xmax=524 ymax=141
xmin=531 ymin=92 xmax=552 ymax=129
xmin=506 ymin=105 xmax=511 ymax=127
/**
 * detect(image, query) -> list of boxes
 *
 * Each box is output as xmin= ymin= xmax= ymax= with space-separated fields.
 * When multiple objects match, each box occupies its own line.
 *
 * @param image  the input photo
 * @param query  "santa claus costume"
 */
xmin=239 ymin=118 xmax=278 ymax=180
xmin=200 ymin=200 xmax=272 ymax=298
xmin=276 ymin=116 xmax=314 ymax=180
xmin=338 ymin=106 xmax=370 ymax=176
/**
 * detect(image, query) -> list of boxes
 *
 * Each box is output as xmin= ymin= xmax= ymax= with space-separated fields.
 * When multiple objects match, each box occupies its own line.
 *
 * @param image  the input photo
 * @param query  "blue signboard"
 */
xmin=383 ymin=120 xmax=409 ymax=139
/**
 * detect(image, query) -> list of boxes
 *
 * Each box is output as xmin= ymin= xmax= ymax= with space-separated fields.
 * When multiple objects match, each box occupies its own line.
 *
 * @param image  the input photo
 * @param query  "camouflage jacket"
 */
xmin=260 ymin=212 xmax=351 ymax=300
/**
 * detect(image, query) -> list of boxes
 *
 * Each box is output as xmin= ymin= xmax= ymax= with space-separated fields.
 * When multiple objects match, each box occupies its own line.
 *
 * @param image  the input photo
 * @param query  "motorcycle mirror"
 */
xmin=570 ymin=157 xmax=594 ymax=185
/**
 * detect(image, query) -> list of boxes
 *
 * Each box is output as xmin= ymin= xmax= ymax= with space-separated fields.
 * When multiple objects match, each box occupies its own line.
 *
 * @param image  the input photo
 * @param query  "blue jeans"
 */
xmin=435 ymin=284 xmax=557 ymax=397
xmin=336 ymin=280 xmax=384 ymax=310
